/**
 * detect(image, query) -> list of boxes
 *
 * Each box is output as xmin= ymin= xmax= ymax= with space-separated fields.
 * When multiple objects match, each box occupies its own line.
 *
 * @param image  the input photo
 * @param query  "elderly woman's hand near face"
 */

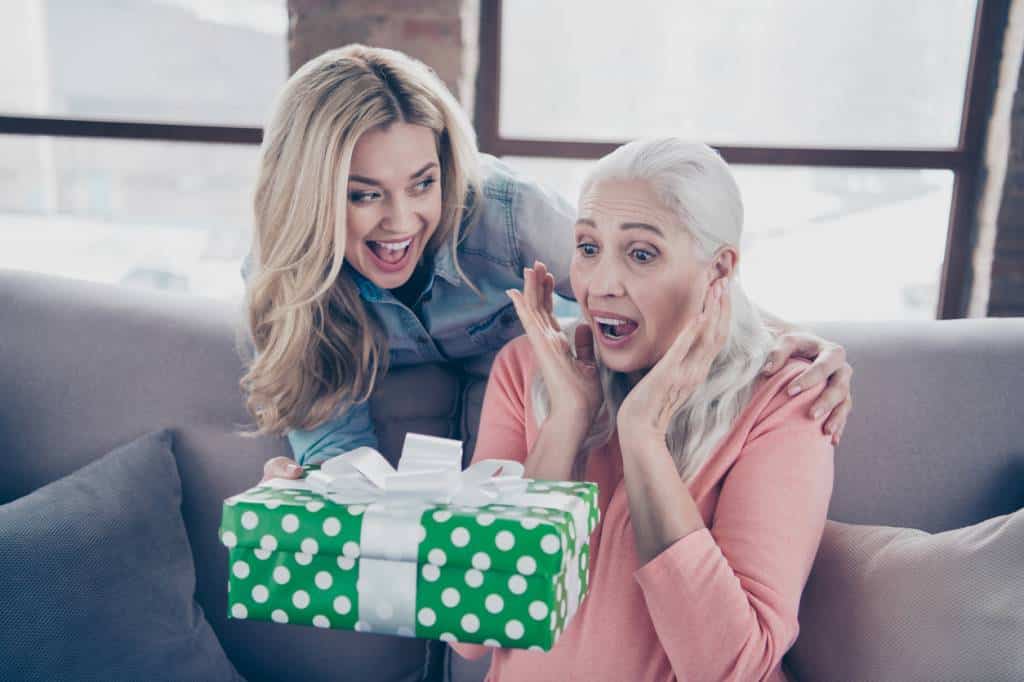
xmin=507 ymin=261 xmax=603 ymax=425
xmin=616 ymin=279 xmax=731 ymax=444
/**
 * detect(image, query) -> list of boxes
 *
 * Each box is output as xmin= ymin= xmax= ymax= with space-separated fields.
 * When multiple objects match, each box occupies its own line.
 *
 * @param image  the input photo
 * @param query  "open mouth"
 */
xmin=365 ymin=234 xmax=416 ymax=271
xmin=593 ymin=315 xmax=640 ymax=342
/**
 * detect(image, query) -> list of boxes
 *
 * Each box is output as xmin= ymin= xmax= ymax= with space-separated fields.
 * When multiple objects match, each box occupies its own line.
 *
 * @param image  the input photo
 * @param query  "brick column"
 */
xmin=969 ymin=0 xmax=1024 ymax=317
xmin=286 ymin=0 xmax=480 ymax=116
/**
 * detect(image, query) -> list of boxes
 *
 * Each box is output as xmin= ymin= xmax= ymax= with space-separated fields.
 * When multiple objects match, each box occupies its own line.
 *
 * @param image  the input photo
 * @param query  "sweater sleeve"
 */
xmin=450 ymin=337 xmax=532 ymax=662
xmin=633 ymin=371 xmax=835 ymax=681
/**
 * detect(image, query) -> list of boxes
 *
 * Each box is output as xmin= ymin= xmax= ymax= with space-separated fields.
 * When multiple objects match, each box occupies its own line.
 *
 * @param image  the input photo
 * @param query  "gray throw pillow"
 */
xmin=0 ymin=430 xmax=243 ymax=681
xmin=788 ymin=510 xmax=1024 ymax=682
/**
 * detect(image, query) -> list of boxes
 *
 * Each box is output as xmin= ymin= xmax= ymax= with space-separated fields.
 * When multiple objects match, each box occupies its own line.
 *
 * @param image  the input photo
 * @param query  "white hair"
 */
xmin=532 ymin=138 xmax=776 ymax=482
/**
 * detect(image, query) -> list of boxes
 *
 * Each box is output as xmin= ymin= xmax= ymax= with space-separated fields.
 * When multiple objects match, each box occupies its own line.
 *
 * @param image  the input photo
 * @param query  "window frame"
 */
xmin=472 ymin=0 xmax=1010 ymax=319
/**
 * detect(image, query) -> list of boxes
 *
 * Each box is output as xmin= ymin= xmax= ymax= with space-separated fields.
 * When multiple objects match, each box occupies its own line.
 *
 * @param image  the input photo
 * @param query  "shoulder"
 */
xmin=473 ymin=154 xmax=574 ymax=228
xmin=743 ymin=357 xmax=829 ymax=441
xmin=491 ymin=334 xmax=537 ymax=389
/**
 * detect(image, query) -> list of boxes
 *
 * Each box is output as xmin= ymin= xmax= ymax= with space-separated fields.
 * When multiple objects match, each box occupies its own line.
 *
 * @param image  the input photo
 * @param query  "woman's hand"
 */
xmin=259 ymin=456 xmax=303 ymax=484
xmin=506 ymin=261 xmax=603 ymax=425
xmin=617 ymin=279 xmax=731 ymax=443
xmin=762 ymin=331 xmax=853 ymax=444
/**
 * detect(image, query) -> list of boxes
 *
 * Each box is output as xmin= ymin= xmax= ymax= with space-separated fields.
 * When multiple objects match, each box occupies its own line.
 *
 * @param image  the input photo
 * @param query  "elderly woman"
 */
xmin=450 ymin=139 xmax=834 ymax=681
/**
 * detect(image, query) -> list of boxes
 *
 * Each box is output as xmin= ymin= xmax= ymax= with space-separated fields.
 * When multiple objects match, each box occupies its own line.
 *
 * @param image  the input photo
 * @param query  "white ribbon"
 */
xmin=265 ymin=433 xmax=589 ymax=639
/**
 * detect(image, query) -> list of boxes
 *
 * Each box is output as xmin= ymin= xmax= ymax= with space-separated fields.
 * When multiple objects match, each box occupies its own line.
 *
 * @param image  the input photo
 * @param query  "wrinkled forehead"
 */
xmin=577 ymin=179 xmax=681 ymax=233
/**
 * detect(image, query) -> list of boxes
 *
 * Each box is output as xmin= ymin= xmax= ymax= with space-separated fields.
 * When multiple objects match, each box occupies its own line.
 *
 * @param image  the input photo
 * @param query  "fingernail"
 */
xmin=763 ymin=360 xmax=774 ymax=372
xmin=788 ymin=383 xmax=802 ymax=396
xmin=812 ymin=407 xmax=823 ymax=419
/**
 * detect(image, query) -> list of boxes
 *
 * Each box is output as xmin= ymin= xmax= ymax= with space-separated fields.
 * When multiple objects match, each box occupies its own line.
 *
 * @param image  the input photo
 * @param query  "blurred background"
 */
xmin=1 ymin=0 xmax=1021 ymax=322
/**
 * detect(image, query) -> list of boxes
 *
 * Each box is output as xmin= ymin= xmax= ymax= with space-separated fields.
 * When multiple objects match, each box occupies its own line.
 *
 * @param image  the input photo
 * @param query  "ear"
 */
xmin=707 ymin=246 xmax=738 ymax=284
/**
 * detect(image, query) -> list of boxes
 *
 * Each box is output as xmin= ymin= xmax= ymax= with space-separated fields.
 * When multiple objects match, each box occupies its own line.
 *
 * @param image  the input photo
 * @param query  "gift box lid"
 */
xmin=220 ymin=468 xmax=599 ymax=577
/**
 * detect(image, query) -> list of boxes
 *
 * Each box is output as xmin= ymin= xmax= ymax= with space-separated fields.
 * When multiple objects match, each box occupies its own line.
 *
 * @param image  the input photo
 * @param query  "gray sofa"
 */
xmin=1 ymin=268 xmax=1022 ymax=682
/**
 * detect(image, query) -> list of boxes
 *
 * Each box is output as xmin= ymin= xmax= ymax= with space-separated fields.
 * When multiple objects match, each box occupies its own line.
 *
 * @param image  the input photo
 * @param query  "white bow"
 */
xmin=305 ymin=433 xmax=529 ymax=506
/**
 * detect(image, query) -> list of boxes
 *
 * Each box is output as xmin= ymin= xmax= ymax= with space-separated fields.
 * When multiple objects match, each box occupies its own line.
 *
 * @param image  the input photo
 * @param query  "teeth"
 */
xmin=371 ymin=238 xmax=412 ymax=251
xmin=594 ymin=316 xmax=629 ymax=326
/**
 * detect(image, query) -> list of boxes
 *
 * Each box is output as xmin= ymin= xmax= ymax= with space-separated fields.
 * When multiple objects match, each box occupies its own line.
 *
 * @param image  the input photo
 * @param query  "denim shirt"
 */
xmin=243 ymin=155 xmax=577 ymax=465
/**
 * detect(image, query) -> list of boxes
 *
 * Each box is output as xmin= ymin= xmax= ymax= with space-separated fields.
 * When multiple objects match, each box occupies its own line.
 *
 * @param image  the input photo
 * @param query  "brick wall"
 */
xmin=286 ymin=0 xmax=479 ymax=114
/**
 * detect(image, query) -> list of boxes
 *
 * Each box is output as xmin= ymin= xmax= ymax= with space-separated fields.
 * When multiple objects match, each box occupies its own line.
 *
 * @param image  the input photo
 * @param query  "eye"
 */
xmin=412 ymin=177 xmax=437 ymax=194
xmin=576 ymin=242 xmax=599 ymax=257
xmin=349 ymin=190 xmax=381 ymax=204
xmin=630 ymin=247 xmax=657 ymax=264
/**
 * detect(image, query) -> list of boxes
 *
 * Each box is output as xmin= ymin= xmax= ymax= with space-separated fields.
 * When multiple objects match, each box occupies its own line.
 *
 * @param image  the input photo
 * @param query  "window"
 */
xmin=477 ymin=0 xmax=1004 ymax=321
xmin=0 ymin=0 xmax=287 ymax=300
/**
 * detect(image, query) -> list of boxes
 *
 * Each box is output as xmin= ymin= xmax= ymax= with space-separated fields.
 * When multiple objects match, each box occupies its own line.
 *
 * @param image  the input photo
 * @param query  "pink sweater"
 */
xmin=450 ymin=336 xmax=835 ymax=682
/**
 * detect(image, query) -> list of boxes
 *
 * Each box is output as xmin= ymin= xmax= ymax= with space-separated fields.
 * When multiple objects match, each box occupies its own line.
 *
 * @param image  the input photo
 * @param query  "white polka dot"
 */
xmin=529 ymin=601 xmax=549 ymax=620
xmin=294 ymin=551 xmax=313 ymax=565
xmin=292 ymin=590 xmax=310 ymax=609
xmin=461 ymin=613 xmax=480 ymax=633
xmin=221 ymin=531 xmax=237 ymax=548
xmin=251 ymin=585 xmax=269 ymax=603
xmin=271 ymin=609 xmax=288 ymax=623
xmin=313 ymin=615 xmax=330 ymax=628
xmin=521 ymin=517 xmax=540 ymax=530
xmin=376 ymin=602 xmax=394 ymax=619
xmin=551 ymin=612 xmax=557 ymax=628
xmin=485 ymin=594 xmax=504 ymax=614
xmin=439 ymin=632 xmax=458 ymax=643
xmin=337 ymin=556 xmax=355 ymax=571
xmin=305 ymin=501 xmax=324 ymax=512
xmin=301 ymin=538 xmax=319 ymax=555
xmin=441 ymin=587 xmax=461 ymax=607
xmin=342 ymin=541 xmax=360 ymax=558
xmin=432 ymin=510 xmax=452 ymax=523
xmin=465 ymin=569 xmax=484 ymax=588
xmin=260 ymin=535 xmax=278 ymax=551
xmin=231 ymin=603 xmax=248 ymax=618
xmin=315 ymin=571 xmax=333 ymax=589
xmin=254 ymin=549 xmax=272 ymax=560
xmin=560 ymin=600 xmax=567 ymax=618
xmin=280 ymin=514 xmax=299 ymax=533
xmin=541 ymin=534 xmax=560 ymax=554
xmin=450 ymin=527 xmax=470 ymax=547
xmin=264 ymin=499 xmax=282 ymax=510
xmin=322 ymin=517 xmax=341 ymax=536
xmin=241 ymin=511 xmax=260 ymax=530
xmin=528 ymin=645 xmax=544 ymax=652
xmin=495 ymin=531 xmax=515 ymax=551
xmin=483 ymin=639 xmax=501 ymax=648
xmin=348 ymin=505 xmax=366 ymax=516
xmin=471 ymin=552 xmax=491 ymax=571
xmin=506 ymin=620 xmax=524 ymax=640
xmin=416 ymin=525 xmax=427 ymax=543
xmin=428 ymin=548 xmax=447 ymax=566
xmin=508 ymin=575 xmax=527 ymax=595
xmin=422 ymin=564 xmax=440 ymax=582
xmin=418 ymin=607 xmax=437 ymax=627
xmin=273 ymin=566 xmax=291 ymax=584
xmin=476 ymin=512 xmax=495 ymax=526
xmin=232 ymin=561 xmax=250 ymax=579
xmin=333 ymin=595 xmax=352 ymax=615
xmin=582 ymin=552 xmax=589 ymax=569
xmin=517 ymin=556 xmax=536 ymax=575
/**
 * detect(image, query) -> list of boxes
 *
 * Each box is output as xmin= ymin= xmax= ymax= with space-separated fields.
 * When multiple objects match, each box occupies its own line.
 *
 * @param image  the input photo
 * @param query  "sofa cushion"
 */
xmin=0 ymin=430 xmax=243 ymax=682
xmin=788 ymin=511 xmax=1024 ymax=681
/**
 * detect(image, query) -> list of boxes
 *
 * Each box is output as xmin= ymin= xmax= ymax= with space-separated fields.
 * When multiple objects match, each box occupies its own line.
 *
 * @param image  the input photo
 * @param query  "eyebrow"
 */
xmin=575 ymin=218 xmax=665 ymax=237
xmin=349 ymin=161 xmax=438 ymax=186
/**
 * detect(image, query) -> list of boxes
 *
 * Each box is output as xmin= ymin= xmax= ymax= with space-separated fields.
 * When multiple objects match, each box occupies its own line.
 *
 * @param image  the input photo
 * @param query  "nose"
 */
xmin=588 ymin=258 xmax=626 ymax=298
xmin=382 ymin=195 xmax=419 ymax=234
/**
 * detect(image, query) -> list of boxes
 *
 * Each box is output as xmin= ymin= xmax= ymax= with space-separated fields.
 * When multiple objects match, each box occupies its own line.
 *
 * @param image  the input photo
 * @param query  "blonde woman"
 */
xmin=451 ymin=139 xmax=834 ymax=681
xmin=242 ymin=46 xmax=852 ymax=486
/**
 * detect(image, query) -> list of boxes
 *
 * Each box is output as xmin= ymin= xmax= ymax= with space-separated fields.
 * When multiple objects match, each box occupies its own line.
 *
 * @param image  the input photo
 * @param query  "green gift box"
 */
xmin=219 ymin=434 xmax=599 ymax=651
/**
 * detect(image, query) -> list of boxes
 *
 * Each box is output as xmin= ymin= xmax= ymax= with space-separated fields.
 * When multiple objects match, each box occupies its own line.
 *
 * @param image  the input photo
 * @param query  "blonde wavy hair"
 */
xmin=241 ymin=44 xmax=481 ymax=435
xmin=532 ymin=139 xmax=776 ymax=482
